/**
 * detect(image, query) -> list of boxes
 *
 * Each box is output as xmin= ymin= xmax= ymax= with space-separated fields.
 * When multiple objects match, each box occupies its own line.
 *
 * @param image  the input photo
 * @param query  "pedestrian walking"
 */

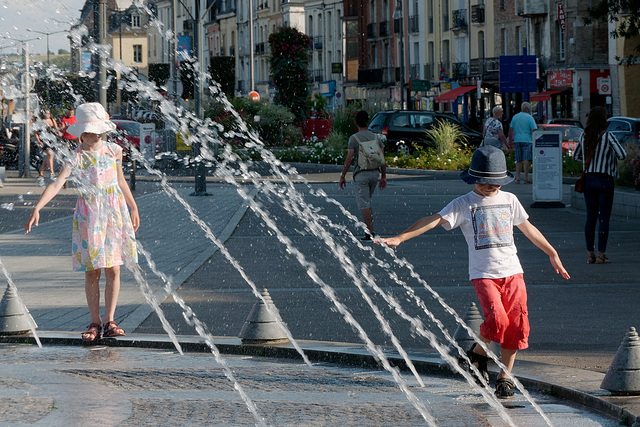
xmin=25 ymin=102 xmax=140 ymax=342
xmin=508 ymin=102 xmax=537 ymax=183
xmin=482 ymin=106 xmax=508 ymax=150
xmin=377 ymin=145 xmax=570 ymax=398
xmin=59 ymin=106 xmax=78 ymax=151
xmin=339 ymin=110 xmax=387 ymax=240
xmin=35 ymin=109 xmax=61 ymax=178
xmin=572 ymin=106 xmax=626 ymax=264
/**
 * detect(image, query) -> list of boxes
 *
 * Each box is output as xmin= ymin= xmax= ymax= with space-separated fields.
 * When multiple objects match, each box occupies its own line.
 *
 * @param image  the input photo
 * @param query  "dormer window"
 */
xmin=131 ymin=14 xmax=141 ymax=28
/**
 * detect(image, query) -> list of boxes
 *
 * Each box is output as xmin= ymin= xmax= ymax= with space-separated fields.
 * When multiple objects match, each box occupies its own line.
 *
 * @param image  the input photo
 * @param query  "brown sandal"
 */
xmin=103 ymin=321 xmax=126 ymax=337
xmin=587 ymin=253 xmax=596 ymax=264
xmin=82 ymin=323 xmax=102 ymax=342
xmin=595 ymin=254 xmax=611 ymax=264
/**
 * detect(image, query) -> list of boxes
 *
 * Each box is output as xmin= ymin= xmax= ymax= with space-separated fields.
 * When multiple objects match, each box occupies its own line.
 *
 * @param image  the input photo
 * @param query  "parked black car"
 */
xmin=606 ymin=117 xmax=640 ymax=145
xmin=368 ymin=110 xmax=483 ymax=152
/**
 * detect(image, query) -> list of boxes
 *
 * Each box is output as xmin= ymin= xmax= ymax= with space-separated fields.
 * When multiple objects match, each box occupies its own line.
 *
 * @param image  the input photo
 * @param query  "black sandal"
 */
xmin=464 ymin=343 xmax=490 ymax=387
xmin=495 ymin=377 xmax=515 ymax=399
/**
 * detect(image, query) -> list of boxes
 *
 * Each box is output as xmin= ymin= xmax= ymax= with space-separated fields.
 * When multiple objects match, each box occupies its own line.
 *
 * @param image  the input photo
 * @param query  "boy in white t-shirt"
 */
xmin=378 ymin=146 xmax=570 ymax=398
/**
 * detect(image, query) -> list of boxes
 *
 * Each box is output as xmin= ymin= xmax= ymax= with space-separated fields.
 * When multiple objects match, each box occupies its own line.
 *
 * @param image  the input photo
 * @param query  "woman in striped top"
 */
xmin=573 ymin=106 xmax=627 ymax=264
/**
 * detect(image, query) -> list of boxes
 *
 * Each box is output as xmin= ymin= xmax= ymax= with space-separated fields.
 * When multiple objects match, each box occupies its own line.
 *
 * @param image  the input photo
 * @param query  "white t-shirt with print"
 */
xmin=438 ymin=190 xmax=529 ymax=280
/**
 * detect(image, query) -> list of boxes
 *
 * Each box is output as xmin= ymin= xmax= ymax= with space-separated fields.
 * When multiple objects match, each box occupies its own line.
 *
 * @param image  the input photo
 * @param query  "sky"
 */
xmin=0 ymin=0 xmax=134 ymax=56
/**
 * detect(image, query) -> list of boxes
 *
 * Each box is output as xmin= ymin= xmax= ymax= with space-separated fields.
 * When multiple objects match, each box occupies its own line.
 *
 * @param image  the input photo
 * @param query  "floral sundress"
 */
xmin=70 ymin=142 xmax=138 ymax=271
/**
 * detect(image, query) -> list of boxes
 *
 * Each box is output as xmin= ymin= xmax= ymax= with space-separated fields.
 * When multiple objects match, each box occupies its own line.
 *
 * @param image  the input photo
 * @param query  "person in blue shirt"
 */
xmin=508 ymin=102 xmax=537 ymax=183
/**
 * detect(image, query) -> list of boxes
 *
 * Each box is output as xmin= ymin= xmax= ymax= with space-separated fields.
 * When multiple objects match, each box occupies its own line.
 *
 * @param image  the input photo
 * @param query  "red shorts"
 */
xmin=472 ymin=273 xmax=530 ymax=350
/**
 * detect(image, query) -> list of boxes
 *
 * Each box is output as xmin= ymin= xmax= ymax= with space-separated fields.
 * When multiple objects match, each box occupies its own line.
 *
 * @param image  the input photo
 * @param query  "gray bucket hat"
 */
xmin=459 ymin=145 xmax=515 ymax=185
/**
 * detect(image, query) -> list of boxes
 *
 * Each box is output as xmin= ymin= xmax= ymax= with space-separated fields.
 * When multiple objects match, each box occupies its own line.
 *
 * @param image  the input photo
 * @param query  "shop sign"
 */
xmin=557 ymin=4 xmax=566 ymax=30
xmin=549 ymin=70 xmax=572 ymax=88
xmin=331 ymin=62 xmax=343 ymax=74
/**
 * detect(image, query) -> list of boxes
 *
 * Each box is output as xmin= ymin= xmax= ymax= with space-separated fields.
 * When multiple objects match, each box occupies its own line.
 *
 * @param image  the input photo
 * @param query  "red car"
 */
xmin=538 ymin=124 xmax=583 ymax=155
xmin=108 ymin=120 xmax=141 ymax=153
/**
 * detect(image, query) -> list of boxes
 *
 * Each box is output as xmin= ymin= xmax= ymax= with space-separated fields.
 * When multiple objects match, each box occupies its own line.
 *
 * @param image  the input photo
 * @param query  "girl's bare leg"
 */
xmin=85 ymin=269 xmax=102 ymax=325
xmin=103 ymin=266 xmax=121 ymax=323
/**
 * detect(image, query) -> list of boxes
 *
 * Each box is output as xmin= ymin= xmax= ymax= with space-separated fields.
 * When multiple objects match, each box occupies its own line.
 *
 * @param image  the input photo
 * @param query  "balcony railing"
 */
xmin=379 ymin=21 xmax=389 ymax=37
xmin=408 ymin=15 xmax=419 ymax=33
xmin=452 ymin=62 xmax=468 ymax=79
xmin=383 ymin=67 xmax=396 ymax=84
xmin=471 ymin=5 xmax=485 ymax=23
xmin=367 ymin=23 xmax=377 ymax=39
xmin=313 ymin=36 xmax=323 ymax=50
xmin=408 ymin=64 xmax=420 ymax=80
xmin=310 ymin=68 xmax=324 ymax=82
xmin=452 ymin=9 xmax=467 ymax=31
xmin=358 ymin=68 xmax=383 ymax=85
xmin=469 ymin=57 xmax=500 ymax=79
xmin=424 ymin=63 xmax=435 ymax=81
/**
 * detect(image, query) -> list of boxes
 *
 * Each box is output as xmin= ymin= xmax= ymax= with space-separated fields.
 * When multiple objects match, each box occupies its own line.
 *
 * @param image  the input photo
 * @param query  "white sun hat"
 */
xmin=66 ymin=102 xmax=116 ymax=137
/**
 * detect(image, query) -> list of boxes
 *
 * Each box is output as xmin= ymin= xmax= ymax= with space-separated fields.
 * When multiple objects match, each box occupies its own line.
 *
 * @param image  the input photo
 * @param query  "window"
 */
xmin=133 ymin=44 xmax=142 ymax=63
xmin=345 ymin=20 xmax=358 ymax=81
xmin=443 ymin=0 xmax=450 ymax=31
xmin=500 ymin=0 xmax=506 ymax=9
xmin=131 ymin=14 xmax=141 ymax=28
xmin=502 ymin=28 xmax=507 ymax=55
xmin=428 ymin=0 xmax=433 ymax=33
xmin=557 ymin=21 xmax=565 ymax=61
xmin=478 ymin=31 xmax=485 ymax=58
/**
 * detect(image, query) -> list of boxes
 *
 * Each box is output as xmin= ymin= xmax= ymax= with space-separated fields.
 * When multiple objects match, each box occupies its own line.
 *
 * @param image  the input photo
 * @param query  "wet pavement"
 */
xmin=1 ymin=164 xmax=639 ymax=426
xmin=0 ymin=343 xmax=622 ymax=426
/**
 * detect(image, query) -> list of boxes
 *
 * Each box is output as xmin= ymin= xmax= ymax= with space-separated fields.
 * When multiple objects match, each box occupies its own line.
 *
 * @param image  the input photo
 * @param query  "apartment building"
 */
xmin=74 ymin=0 xmax=637 ymax=123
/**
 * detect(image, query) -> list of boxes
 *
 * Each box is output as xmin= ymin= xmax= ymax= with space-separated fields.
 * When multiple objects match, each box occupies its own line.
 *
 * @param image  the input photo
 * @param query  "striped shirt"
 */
xmin=573 ymin=131 xmax=627 ymax=178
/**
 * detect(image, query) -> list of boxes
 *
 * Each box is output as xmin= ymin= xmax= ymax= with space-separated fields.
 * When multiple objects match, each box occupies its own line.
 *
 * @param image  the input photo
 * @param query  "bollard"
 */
xmin=239 ymin=289 xmax=289 ymax=344
xmin=0 ymin=283 xmax=37 ymax=335
xmin=450 ymin=302 xmax=500 ymax=357
xmin=601 ymin=327 xmax=640 ymax=395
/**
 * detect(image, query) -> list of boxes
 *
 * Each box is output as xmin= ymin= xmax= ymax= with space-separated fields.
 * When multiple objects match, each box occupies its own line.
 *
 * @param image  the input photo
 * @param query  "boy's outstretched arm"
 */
xmin=516 ymin=220 xmax=570 ymax=279
xmin=377 ymin=214 xmax=447 ymax=247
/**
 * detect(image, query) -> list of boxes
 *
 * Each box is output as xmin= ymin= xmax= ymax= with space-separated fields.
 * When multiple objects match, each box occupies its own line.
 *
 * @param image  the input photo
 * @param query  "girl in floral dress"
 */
xmin=25 ymin=103 xmax=140 ymax=342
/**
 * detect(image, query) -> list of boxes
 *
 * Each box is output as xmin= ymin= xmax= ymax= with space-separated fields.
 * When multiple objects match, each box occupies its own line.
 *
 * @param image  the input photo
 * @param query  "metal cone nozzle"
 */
xmin=0 ymin=284 xmax=37 ymax=335
xmin=449 ymin=302 xmax=499 ymax=357
xmin=601 ymin=327 xmax=640 ymax=395
xmin=239 ymin=288 xmax=289 ymax=344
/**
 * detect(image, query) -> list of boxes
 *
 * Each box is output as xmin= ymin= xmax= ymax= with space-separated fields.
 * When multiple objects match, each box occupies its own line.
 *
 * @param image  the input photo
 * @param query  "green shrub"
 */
xmin=386 ymin=145 xmax=474 ymax=170
xmin=617 ymin=144 xmax=640 ymax=188
xmin=423 ymin=120 xmax=469 ymax=156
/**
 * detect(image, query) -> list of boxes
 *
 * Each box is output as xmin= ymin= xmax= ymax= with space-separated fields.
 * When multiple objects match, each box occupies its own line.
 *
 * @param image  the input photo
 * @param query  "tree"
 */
xmin=149 ymin=63 xmax=171 ymax=92
xmin=585 ymin=0 xmax=640 ymax=65
xmin=179 ymin=58 xmax=195 ymax=101
xmin=268 ymin=27 xmax=312 ymax=123
xmin=208 ymin=56 xmax=235 ymax=98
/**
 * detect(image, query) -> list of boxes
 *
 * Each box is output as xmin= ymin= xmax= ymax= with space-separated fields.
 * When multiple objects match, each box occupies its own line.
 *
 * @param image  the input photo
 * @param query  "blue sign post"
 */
xmin=499 ymin=48 xmax=537 ymax=99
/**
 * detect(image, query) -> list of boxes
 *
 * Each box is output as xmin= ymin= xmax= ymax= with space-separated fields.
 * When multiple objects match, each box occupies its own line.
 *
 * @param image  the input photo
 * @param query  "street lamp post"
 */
xmin=0 ymin=35 xmax=41 ymax=178
xmin=26 ymin=29 xmax=67 ymax=66
xmin=393 ymin=0 xmax=405 ymax=110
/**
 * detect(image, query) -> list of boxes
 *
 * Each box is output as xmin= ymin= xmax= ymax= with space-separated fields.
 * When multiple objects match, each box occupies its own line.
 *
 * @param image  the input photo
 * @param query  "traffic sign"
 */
xmin=248 ymin=91 xmax=260 ymax=102
xmin=597 ymin=77 xmax=611 ymax=95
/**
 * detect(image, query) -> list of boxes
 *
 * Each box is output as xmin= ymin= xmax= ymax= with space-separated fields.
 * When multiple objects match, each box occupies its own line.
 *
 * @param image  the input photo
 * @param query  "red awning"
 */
xmin=530 ymin=89 xmax=565 ymax=102
xmin=434 ymin=85 xmax=476 ymax=103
